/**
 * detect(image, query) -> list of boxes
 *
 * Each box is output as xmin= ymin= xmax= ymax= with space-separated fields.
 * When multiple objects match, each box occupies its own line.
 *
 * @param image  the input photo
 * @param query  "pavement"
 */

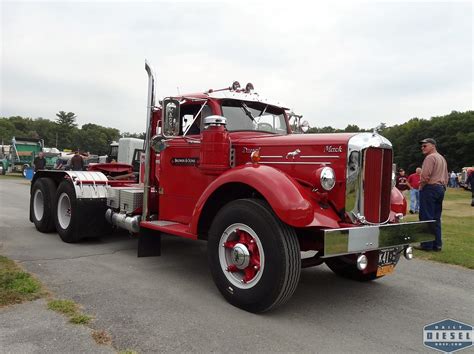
xmin=0 ymin=299 xmax=114 ymax=353
xmin=0 ymin=177 xmax=473 ymax=353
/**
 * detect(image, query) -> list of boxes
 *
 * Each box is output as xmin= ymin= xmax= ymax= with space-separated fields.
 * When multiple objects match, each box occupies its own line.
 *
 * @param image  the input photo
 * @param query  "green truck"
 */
xmin=10 ymin=137 xmax=44 ymax=175
xmin=0 ymin=145 xmax=9 ymax=175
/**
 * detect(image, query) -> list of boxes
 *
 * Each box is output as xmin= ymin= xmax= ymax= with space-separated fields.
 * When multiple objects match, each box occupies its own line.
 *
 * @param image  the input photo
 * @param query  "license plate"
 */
xmin=376 ymin=247 xmax=401 ymax=277
xmin=376 ymin=264 xmax=395 ymax=277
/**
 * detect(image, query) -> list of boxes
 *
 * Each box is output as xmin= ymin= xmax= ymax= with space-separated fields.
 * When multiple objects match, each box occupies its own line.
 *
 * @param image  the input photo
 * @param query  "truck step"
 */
xmin=140 ymin=220 xmax=197 ymax=240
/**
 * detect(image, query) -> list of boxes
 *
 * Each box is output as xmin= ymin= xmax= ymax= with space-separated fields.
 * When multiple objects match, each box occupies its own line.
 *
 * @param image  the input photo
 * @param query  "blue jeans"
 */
xmin=410 ymin=189 xmax=420 ymax=212
xmin=419 ymin=184 xmax=445 ymax=250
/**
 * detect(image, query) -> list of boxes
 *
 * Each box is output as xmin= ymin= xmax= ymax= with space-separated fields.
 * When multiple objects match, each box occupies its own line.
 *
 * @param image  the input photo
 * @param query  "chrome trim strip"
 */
xmin=300 ymin=155 xmax=339 ymax=159
xmin=260 ymin=162 xmax=332 ymax=165
xmin=323 ymin=221 xmax=436 ymax=257
xmin=260 ymin=155 xmax=338 ymax=159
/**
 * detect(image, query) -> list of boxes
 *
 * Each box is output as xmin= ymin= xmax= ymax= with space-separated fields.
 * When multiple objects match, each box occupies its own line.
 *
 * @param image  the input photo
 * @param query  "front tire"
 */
xmin=208 ymin=199 xmax=300 ymax=313
xmin=22 ymin=165 xmax=29 ymax=178
xmin=30 ymin=178 xmax=57 ymax=232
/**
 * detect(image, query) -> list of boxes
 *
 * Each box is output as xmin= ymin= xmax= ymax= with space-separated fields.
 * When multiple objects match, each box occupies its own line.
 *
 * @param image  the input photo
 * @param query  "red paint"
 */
xmin=88 ymin=163 xmax=132 ymax=174
xmin=390 ymin=187 xmax=407 ymax=215
xmin=190 ymin=164 xmax=315 ymax=232
xmin=199 ymin=124 xmax=231 ymax=175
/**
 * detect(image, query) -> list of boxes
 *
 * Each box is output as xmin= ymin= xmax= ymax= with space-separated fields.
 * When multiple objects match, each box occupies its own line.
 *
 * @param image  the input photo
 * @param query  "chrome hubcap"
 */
xmin=218 ymin=223 xmax=264 ymax=289
xmin=231 ymin=243 xmax=250 ymax=269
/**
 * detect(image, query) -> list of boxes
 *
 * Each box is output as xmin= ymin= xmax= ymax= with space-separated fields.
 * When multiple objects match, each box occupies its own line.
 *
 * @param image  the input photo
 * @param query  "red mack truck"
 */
xmin=30 ymin=61 xmax=435 ymax=313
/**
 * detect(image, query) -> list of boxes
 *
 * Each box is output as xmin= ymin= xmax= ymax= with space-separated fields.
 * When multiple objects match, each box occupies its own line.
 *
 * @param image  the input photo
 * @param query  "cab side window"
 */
xmin=180 ymin=104 xmax=212 ymax=135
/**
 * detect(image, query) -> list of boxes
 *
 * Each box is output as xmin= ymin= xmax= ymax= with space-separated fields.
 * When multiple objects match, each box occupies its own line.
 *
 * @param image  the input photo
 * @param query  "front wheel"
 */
xmin=22 ymin=165 xmax=29 ymax=177
xmin=208 ymin=199 xmax=300 ymax=313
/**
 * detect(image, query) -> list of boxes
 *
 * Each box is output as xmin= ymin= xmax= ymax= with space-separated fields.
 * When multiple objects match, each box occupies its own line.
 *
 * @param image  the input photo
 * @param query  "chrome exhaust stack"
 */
xmin=142 ymin=60 xmax=157 ymax=221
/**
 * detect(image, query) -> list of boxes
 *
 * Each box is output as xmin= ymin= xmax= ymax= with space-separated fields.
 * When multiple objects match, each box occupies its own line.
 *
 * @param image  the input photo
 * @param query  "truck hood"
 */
xmin=230 ymin=132 xmax=391 ymax=216
xmin=231 ymin=132 xmax=359 ymax=164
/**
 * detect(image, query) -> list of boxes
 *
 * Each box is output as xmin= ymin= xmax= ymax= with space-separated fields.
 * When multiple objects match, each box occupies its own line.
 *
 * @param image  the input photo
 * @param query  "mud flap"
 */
xmin=138 ymin=227 xmax=161 ymax=257
xmin=76 ymin=198 xmax=111 ymax=238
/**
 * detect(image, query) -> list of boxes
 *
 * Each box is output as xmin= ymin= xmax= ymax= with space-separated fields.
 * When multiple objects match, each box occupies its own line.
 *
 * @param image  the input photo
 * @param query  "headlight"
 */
xmin=314 ymin=166 xmax=336 ymax=191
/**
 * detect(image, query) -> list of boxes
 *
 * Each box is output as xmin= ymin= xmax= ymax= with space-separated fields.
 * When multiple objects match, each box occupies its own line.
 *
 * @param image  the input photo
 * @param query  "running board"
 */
xmin=140 ymin=220 xmax=197 ymax=240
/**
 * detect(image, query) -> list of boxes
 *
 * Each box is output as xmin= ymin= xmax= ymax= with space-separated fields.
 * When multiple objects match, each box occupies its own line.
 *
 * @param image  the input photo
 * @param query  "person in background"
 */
xmin=449 ymin=171 xmax=457 ymax=188
xmin=417 ymin=138 xmax=448 ymax=252
xmin=407 ymin=167 xmax=421 ymax=214
xmin=33 ymin=151 xmax=46 ymax=171
xmin=69 ymin=150 xmax=84 ymax=171
xmin=466 ymin=169 xmax=474 ymax=207
xmin=395 ymin=168 xmax=410 ymax=204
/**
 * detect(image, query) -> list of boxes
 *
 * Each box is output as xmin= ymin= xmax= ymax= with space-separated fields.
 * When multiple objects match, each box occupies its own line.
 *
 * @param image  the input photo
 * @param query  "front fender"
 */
xmin=390 ymin=186 xmax=407 ymax=215
xmin=190 ymin=164 xmax=314 ymax=233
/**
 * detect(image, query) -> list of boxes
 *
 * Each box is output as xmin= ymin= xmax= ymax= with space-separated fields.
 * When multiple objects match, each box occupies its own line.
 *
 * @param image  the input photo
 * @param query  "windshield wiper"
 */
xmin=259 ymin=104 xmax=268 ymax=117
xmin=241 ymin=102 xmax=255 ymax=121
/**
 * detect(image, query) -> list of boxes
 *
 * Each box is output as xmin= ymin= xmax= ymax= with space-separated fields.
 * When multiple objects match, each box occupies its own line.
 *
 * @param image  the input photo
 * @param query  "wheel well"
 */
xmin=197 ymin=183 xmax=263 ymax=240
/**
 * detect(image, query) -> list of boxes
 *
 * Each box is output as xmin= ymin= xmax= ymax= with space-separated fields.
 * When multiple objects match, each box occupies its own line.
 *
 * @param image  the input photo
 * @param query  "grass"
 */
xmin=404 ymin=188 xmax=474 ymax=269
xmin=0 ymin=256 xmax=44 ymax=306
xmin=92 ymin=330 xmax=112 ymax=345
xmin=47 ymin=299 xmax=92 ymax=325
xmin=0 ymin=173 xmax=24 ymax=179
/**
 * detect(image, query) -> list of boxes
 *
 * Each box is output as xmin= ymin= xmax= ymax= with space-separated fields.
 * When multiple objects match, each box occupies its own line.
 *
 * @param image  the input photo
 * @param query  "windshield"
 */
xmin=221 ymin=100 xmax=288 ymax=134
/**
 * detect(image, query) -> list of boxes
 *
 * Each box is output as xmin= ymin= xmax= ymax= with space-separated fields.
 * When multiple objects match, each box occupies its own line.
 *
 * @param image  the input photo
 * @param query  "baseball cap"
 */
xmin=419 ymin=138 xmax=436 ymax=145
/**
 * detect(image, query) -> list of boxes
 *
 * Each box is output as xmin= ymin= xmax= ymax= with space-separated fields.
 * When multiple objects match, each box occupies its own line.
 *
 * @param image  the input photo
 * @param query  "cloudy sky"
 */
xmin=1 ymin=1 xmax=472 ymax=134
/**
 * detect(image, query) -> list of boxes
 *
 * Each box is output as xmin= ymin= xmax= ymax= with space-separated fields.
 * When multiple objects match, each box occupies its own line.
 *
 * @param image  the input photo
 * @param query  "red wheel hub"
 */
xmin=223 ymin=229 xmax=261 ymax=283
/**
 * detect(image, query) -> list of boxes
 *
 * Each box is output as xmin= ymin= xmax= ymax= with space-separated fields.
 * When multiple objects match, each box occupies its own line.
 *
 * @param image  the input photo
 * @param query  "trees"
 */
xmin=0 ymin=115 xmax=119 ymax=155
xmin=55 ymin=111 xmax=77 ymax=128
xmin=1 ymin=110 xmax=472 ymax=171
xmin=382 ymin=111 xmax=474 ymax=172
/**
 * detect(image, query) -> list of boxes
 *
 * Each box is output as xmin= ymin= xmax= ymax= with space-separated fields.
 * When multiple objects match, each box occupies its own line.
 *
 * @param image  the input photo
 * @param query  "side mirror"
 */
xmin=162 ymin=98 xmax=181 ymax=137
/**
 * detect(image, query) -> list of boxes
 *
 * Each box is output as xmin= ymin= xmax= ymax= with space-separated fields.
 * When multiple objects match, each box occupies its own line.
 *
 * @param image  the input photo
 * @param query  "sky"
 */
xmin=1 ymin=1 xmax=472 ymax=134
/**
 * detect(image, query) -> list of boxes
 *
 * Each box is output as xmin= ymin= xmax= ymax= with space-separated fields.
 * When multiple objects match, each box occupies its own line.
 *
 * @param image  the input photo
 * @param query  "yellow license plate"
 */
xmin=376 ymin=264 xmax=395 ymax=277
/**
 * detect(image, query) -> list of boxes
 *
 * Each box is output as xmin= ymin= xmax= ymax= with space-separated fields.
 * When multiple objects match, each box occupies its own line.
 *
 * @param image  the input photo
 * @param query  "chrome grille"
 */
xmin=363 ymin=147 xmax=392 ymax=223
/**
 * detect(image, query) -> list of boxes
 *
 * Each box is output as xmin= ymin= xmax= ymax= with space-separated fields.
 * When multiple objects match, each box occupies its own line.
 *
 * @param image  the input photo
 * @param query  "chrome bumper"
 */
xmin=324 ymin=221 xmax=435 ymax=257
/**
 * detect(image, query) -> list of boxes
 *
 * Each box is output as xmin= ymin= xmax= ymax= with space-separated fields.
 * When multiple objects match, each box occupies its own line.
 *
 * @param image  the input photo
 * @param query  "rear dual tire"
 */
xmin=30 ymin=178 xmax=57 ymax=232
xmin=54 ymin=181 xmax=81 ymax=243
xmin=31 ymin=177 xmax=110 ymax=243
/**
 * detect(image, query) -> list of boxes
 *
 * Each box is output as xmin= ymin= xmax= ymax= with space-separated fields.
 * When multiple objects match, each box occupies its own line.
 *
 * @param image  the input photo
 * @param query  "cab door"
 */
xmin=158 ymin=104 xmax=214 ymax=224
